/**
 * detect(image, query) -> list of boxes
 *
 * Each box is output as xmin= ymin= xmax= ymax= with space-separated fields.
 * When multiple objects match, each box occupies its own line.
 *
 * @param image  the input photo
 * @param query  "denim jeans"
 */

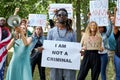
xmin=100 ymin=53 xmax=108 ymax=80
xmin=114 ymin=54 xmax=120 ymax=80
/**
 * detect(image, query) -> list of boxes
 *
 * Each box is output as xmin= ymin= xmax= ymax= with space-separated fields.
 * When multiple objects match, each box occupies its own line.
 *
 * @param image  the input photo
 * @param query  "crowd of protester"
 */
xmin=0 ymin=5 xmax=120 ymax=80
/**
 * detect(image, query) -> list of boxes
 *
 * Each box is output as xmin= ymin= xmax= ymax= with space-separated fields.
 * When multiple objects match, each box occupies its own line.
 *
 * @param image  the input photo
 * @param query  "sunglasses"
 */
xmin=57 ymin=14 xmax=67 ymax=17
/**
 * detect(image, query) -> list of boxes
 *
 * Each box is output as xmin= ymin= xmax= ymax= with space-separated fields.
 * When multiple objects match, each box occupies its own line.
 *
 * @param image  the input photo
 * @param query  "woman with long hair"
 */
xmin=77 ymin=21 xmax=102 ymax=80
xmin=6 ymin=24 xmax=32 ymax=80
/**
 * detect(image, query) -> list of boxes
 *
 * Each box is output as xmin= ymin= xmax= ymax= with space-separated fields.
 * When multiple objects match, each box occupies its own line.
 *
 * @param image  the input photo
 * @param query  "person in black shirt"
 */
xmin=112 ymin=7 xmax=120 ymax=80
xmin=30 ymin=26 xmax=46 ymax=80
xmin=113 ymin=25 xmax=120 ymax=80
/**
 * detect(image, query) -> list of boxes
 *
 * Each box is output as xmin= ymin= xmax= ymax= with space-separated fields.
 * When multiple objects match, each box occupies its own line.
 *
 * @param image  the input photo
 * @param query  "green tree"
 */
xmin=0 ymin=0 xmax=117 ymax=41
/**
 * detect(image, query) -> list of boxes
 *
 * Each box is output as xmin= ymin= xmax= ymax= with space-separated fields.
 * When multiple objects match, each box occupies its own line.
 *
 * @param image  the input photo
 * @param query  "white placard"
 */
xmin=90 ymin=0 xmax=108 ymax=26
xmin=41 ymin=40 xmax=81 ymax=70
xmin=28 ymin=14 xmax=47 ymax=27
xmin=115 ymin=0 xmax=120 ymax=26
xmin=48 ymin=4 xmax=73 ymax=19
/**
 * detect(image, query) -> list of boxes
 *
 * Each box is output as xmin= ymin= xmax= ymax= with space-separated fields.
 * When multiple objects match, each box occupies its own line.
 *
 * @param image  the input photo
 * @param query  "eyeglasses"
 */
xmin=57 ymin=14 xmax=67 ymax=17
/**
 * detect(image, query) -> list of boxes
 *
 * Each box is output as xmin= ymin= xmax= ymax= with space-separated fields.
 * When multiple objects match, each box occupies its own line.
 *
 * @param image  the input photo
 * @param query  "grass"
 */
xmin=4 ymin=51 xmax=115 ymax=80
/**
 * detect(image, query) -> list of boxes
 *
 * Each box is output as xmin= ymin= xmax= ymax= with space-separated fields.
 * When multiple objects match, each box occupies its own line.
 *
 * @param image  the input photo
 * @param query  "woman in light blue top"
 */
xmin=6 ymin=24 xmax=32 ymax=80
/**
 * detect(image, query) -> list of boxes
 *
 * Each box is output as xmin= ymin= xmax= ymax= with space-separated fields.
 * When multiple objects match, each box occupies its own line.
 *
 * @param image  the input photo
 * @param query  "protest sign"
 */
xmin=90 ymin=0 xmax=108 ymax=26
xmin=41 ymin=40 xmax=81 ymax=70
xmin=115 ymin=0 xmax=120 ymax=26
xmin=83 ymin=35 xmax=102 ymax=50
xmin=28 ymin=14 xmax=47 ymax=27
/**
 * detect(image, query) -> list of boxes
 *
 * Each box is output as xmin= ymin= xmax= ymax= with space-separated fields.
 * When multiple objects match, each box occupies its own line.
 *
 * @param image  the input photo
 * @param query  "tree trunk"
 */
xmin=76 ymin=0 xmax=81 ymax=42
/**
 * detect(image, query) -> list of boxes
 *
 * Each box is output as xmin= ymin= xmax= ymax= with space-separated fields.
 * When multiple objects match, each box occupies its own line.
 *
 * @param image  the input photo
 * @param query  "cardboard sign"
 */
xmin=41 ymin=40 xmax=81 ymax=70
xmin=90 ymin=0 xmax=108 ymax=26
xmin=82 ymin=35 xmax=102 ymax=50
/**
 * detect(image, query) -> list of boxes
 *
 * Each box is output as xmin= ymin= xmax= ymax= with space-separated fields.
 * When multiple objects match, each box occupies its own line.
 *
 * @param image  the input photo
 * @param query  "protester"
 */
xmin=20 ymin=19 xmax=32 ymax=37
xmin=107 ymin=14 xmax=116 ymax=80
xmin=30 ymin=26 xmax=46 ymax=80
xmin=6 ymin=23 xmax=32 ymax=80
xmin=77 ymin=21 xmax=102 ymax=80
xmin=111 ymin=7 xmax=120 ymax=80
xmin=113 ymin=25 xmax=120 ymax=80
xmin=0 ymin=17 xmax=11 ymax=80
xmin=86 ymin=12 xmax=112 ymax=80
xmin=47 ymin=8 xmax=76 ymax=80
xmin=14 ymin=8 xmax=32 ymax=37
xmin=98 ymin=19 xmax=112 ymax=80
xmin=49 ymin=19 xmax=55 ymax=28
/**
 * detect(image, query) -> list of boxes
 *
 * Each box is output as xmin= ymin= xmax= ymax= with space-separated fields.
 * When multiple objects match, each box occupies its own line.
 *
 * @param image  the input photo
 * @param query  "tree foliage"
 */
xmin=0 ymin=0 xmax=116 ymax=41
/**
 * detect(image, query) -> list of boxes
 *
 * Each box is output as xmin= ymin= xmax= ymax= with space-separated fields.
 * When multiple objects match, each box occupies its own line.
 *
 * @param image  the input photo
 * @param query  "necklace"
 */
xmin=57 ymin=27 xmax=67 ymax=38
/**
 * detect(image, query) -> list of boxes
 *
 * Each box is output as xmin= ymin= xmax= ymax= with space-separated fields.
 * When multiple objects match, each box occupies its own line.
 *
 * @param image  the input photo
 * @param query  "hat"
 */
xmin=0 ymin=17 xmax=6 ymax=21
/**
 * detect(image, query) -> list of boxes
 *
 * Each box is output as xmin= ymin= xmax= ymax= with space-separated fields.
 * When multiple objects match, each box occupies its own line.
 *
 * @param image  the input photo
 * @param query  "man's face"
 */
xmin=57 ymin=10 xmax=67 ymax=24
xmin=0 ymin=19 xmax=6 ymax=27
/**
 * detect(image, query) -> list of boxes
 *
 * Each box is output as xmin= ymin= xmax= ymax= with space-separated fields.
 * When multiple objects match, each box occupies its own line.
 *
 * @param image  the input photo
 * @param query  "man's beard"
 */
xmin=58 ymin=19 xmax=66 ymax=25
